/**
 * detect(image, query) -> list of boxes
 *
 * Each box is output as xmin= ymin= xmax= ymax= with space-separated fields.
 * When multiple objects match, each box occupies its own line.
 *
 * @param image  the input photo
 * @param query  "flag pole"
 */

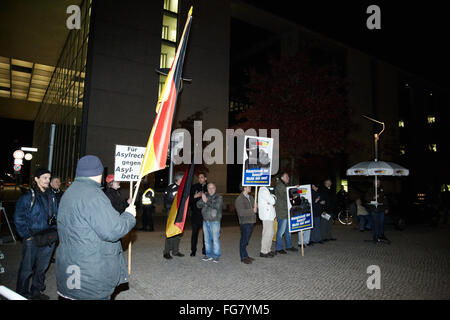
xmin=130 ymin=7 xmax=193 ymax=207
xmin=128 ymin=181 xmax=133 ymax=275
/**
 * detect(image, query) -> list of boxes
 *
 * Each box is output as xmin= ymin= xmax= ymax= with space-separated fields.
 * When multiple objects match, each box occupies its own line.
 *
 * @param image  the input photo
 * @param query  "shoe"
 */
xmin=329 ymin=238 xmax=337 ymax=241
xmin=173 ymin=252 xmax=185 ymax=257
xmin=31 ymin=292 xmax=50 ymax=300
xmin=287 ymin=247 xmax=298 ymax=252
xmin=163 ymin=253 xmax=172 ymax=259
xmin=276 ymin=250 xmax=287 ymax=254
xmin=323 ymin=239 xmax=329 ymax=242
xmin=212 ymin=258 xmax=219 ymax=263
xmin=307 ymin=243 xmax=313 ymax=246
xmin=317 ymin=241 xmax=324 ymax=244
xmin=269 ymin=251 xmax=276 ymax=256
xmin=241 ymin=257 xmax=251 ymax=264
xmin=247 ymin=257 xmax=255 ymax=261
xmin=190 ymin=252 xmax=196 ymax=257
xmin=202 ymin=256 xmax=213 ymax=261
xmin=260 ymin=252 xmax=269 ymax=258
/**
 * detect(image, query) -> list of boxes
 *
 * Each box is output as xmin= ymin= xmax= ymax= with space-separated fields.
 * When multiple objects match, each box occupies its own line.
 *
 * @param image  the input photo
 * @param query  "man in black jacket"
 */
xmin=189 ymin=172 xmax=207 ymax=256
xmin=163 ymin=173 xmax=185 ymax=259
xmin=50 ymin=176 xmax=64 ymax=205
xmin=319 ymin=178 xmax=337 ymax=242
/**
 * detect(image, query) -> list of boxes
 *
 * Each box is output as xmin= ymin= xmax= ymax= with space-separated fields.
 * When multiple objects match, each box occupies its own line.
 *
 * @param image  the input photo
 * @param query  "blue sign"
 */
xmin=287 ymin=185 xmax=314 ymax=233
xmin=242 ymin=136 xmax=273 ymax=186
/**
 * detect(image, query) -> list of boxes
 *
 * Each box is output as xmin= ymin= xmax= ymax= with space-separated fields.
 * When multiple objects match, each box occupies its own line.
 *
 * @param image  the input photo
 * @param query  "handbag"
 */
xmin=33 ymin=228 xmax=58 ymax=247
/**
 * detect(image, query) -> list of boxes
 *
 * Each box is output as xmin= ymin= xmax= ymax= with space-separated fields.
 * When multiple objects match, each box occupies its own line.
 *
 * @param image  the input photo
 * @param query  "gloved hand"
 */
xmin=126 ymin=204 xmax=136 ymax=217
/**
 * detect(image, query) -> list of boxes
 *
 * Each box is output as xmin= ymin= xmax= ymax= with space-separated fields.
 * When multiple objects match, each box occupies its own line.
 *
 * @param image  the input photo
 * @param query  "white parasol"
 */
xmin=346 ymin=116 xmax=409 ymax=207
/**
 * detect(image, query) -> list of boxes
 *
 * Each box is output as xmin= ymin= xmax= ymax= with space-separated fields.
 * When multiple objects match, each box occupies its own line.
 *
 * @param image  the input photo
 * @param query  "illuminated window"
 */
xmin=441 ymin=184 xmax=450 ymax=192
xmin=160 ymin=53 xmax=167 ymax=69
xmin=341 ymin=179 xmax=348 ymax=192
xmin=162 ymin=14 xmax=177 ymax=42
xmin=164 ymin=0 xmax=178 ymax=13
xmin=398 ymin=120 xmax=405 ymax=128
xmin=162 ymin=25 xmax=169 ymax=40
xmin=158 ymin=76 xmax=166 ymax=97
xmin=427 ymin=116 xmax=436 ymax=124
xmin=428 ymin=144 xmax=437 ymax=152
xmin=400 ymin=145 xmax=406 ymax=155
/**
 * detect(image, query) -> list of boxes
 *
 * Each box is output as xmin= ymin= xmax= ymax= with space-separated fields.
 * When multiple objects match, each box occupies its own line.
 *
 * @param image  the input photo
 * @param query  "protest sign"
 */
xmin=114 ymin=145 xmax=146 ymax=181
xmin=242 ymin=136 xmax=273 ymax=186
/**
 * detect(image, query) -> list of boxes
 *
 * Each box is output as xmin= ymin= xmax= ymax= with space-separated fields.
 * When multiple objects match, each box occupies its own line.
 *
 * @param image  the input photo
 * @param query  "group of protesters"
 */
xmin=11 ymin=153 xmax=394 ymax=300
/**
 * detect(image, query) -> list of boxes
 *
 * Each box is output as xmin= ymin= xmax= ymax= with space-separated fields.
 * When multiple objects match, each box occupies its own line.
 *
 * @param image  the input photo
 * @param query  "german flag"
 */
xmin=139 ymin=7 xmax=193 ymax=177
xmin=166 ymin=162 xmax=195 ymax=238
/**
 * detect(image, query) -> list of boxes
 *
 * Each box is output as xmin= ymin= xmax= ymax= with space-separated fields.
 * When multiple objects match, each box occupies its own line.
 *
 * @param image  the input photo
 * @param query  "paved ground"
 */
xmin=1 ymin=217 xmax=449 ymax=300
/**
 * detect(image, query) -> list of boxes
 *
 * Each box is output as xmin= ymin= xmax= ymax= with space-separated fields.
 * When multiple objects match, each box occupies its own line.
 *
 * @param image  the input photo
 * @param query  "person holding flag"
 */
xmin=126 ymin=6 xmax=193 ymax=273
xmin=163 ymin=173 xmax=185 ymax=259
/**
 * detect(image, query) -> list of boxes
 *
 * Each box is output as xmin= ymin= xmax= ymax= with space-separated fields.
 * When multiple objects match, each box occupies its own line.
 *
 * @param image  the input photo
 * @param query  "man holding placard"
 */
xmin=274 ymin=173 xmax=297 ymax=254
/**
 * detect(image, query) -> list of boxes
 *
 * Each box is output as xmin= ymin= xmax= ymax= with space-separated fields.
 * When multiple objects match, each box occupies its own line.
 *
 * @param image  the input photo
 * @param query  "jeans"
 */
xmin=16 ymin=238 xmax=55 ymax=297
xmin=371 ymin=211 xmax=385 ymax=240
xmin=203 ymin=221 xmax=221 ymax=259
xmin=239 ymin=223 xmax=254 ymax=260
xmin=358 ymin=215 xmax=371 ymax=231
xmin=275 ymin=218 xmax=292 ymax=251
xmin=312 ymin=216 xmax=321 ymax=243
xmin=298 ymin=229 xmax=311 ymax=245
xmin=191 ymin=216 xmax=205 ymax=254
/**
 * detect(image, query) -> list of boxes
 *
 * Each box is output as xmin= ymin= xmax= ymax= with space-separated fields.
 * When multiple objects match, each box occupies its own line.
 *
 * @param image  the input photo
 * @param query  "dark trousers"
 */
xmin=371 ymin=211 xmax=385 ymax=240
xmin=320 ymin=216 xmax=333 ymax=240
xmin=142 ymin=205 xmax=154 ymax=230
xmin=312 ymin=216 xmax=322 ymax=242
xmin=239 ymin=223 xmax=254 ymax=260
xmin=191 ymin=217 xmax=205 ymax=254
xmin=16 ymin=238 xmax=55 ymax=297
xmin=164 ymin=235 xmax=181 ymax=255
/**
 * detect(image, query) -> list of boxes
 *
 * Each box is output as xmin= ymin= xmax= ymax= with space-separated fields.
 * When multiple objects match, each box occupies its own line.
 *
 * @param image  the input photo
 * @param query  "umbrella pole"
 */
xmin=375 ymin=175 xmax=378 ymax=209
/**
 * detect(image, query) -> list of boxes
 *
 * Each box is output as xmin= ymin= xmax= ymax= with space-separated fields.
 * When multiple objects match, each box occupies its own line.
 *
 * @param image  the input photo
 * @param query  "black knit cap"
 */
xmin=34 ymin=167 xmax=51 ymax=178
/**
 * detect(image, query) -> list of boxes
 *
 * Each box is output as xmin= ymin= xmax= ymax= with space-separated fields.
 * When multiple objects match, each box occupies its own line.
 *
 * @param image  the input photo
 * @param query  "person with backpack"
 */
xmin=14 ymin=168 xmax=58 ymax=300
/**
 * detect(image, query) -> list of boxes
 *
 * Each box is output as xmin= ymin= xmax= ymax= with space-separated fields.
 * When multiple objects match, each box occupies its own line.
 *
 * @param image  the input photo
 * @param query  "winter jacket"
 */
xmin=311 ymin=189 xmax=324 ymax=217
xmin=197 ymin=193 xmax=222 ymax=222
xmin=190 ymin=182 xmax=207 ymax=220
xmin=104 ymin=187 xmax=128 ymax=213
xmin=235 ymin=193 xmax=256 ymax=225
xmin=14 ymin=187 xmax=58 ymax=240
xmin=55 ymin=177 xmax=136 ymax=300
xmin=258 ymin=187 xmax=276 ymax=221
xmin=164 ymin=183 xmax=179 ymax=211
xmin=365 ymin=186 xmax=388 ymax=212
xmin=274 ymin=180 xmax=288 ymax=219
xmin=320 ymin=186 xmax=337 ymax=215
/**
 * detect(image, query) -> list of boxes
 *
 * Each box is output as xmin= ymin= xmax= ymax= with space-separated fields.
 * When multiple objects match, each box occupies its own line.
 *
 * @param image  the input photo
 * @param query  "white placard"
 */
xmin=114 ymin=145 xmax=146 ymax=181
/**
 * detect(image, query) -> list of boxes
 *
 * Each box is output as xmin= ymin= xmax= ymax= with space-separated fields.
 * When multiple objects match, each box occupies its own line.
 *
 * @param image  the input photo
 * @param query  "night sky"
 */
xmin=243 ymin=0 xmax=449 ymax=89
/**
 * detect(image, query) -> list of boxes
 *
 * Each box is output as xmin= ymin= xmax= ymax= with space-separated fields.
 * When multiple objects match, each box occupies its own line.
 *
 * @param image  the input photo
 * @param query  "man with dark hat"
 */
xmin=14 ymin=167 xmax=58 ymax=300
xmin=55 ymin=155 xmax=136 ymax=300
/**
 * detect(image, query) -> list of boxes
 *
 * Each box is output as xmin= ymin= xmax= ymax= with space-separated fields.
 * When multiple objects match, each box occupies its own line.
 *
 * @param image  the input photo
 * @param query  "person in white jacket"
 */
xmin=258 ymin=187 xmax=277 ymax=257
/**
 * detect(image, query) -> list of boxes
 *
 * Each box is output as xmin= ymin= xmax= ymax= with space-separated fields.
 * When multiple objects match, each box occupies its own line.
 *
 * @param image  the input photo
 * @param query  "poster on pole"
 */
xmin=114 ymin=145 xmax=146 ymax=181
xmin=242 ymin=136 xmax=273 ymax=186
xmin=287 ymin=185 xmax=314 ymax=233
